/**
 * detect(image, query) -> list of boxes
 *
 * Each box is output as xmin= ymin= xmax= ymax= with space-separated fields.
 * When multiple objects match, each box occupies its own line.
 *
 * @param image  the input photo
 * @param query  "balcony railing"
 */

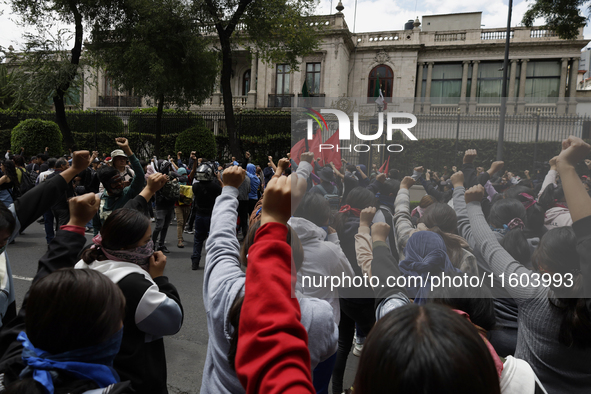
xmin=99 ymin=96 xmax=142 ymax=107
xmin=297 ymin=93 xmax=326 ymax=107
xmin=268 ymin=94 xmax=294 ymax=108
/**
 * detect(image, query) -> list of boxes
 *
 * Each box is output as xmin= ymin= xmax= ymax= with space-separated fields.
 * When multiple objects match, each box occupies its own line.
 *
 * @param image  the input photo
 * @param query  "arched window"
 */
xmin=243 ymin=69 xmax=251 ymax=96
xmin=367 ymin=65 xmax=393 ymax=102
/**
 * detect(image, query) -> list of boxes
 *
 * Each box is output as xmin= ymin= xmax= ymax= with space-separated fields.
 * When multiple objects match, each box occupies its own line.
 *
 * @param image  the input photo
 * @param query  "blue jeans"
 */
xmin=192 ymin=215 xmax=211 ymax=267
xmin=43 ymin=210 xmax=56 ymax=244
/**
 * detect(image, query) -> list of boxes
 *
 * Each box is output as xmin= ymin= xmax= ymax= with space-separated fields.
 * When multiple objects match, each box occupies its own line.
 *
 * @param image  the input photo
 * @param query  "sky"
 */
xmin=1 ymin=0 xmax=590 ymax=52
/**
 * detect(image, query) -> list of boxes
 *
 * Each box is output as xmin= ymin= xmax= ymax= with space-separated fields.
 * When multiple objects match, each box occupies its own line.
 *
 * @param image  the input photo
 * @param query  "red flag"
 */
xmin=290 ymin=128 xmax=322 ymax=164
xmin=321 ymin=131 xmax=342 ymax=170
xmin=379 ymin=156 xmax=390 ymax=174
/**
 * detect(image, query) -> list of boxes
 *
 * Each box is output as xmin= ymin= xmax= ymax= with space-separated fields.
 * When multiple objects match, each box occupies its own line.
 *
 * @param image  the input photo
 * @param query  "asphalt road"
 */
xmin=9 ymin=217 xmax=358 ymax=393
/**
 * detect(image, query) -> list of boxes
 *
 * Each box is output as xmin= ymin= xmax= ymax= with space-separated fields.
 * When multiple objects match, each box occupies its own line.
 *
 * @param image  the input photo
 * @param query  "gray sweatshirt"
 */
xmin=466 ymin=201 xmax=591 ymax=394
xmin=200 ymin=186 xmax=338 ymax=394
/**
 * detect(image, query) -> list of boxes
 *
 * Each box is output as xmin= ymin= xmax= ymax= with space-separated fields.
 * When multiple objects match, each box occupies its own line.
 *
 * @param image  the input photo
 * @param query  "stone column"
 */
xmin=423 ymin=62 xmax=434 ymax=113
xmin=459 ymin=60 xmax=470 ymax=113
xmin=557 ymin=57 xmax=569 ymax=115
xmin=507 ymin=59 xmax=518 ymax=114
xmin=247 ymin=52 xmax=257 ymax=109
xmin=517 ymin=59 xmax=528 ymax=114
xmin=568 ymin=58 xmax=579 ymax=114
xmin=213 ymin=73 xmax=222 ymax=107
xmin=415 ymin=62 xmax=424 ymax=113
xmin=468 ymin=60 xmax=479 ymax=113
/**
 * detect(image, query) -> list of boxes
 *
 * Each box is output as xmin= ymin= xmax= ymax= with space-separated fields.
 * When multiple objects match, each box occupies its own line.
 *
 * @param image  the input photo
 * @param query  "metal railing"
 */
xmin=98 ymin=96 xmax=142 ymax=108
xmin=268 ymin=94 xmax=294 ymax=108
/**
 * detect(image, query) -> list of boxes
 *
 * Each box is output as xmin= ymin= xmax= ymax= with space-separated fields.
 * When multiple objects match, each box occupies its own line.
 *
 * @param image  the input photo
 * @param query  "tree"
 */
xmin=194 ymin=0 xmax=322 ymax=159
xmin=87 ymin=0 xmax=218 ymax=156
xmin=522 ymin=0 xmax=589 ymax=40
xmin=3 ymin=29 xmax=86 ymax=114
xmin=7 ymin=0 xmax=124 ymax=148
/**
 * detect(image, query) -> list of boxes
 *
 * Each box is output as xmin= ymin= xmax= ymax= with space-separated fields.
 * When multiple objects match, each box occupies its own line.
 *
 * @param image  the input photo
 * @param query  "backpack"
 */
xmin=317 ymin=184 xmax=341 ymax=214
xmin=17 ymin=168 xmax=34 ymax=195
xmin=29 ymin=168 xmax=39 ymax=185
xmin=156 ymin=178 xmax=180 ymax=204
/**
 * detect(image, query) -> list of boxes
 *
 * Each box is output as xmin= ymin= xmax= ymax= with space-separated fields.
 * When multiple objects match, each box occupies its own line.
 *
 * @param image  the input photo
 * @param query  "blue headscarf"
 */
xmin=399 ymin=231 xmax=461 ymax=305
xmin=17 ymin=329 xmax=122 ymax=393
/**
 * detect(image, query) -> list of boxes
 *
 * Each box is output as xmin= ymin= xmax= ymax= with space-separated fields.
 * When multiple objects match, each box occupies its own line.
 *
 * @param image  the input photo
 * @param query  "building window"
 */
xmin=104 ymin=77 xmax=116 ymax=97
xmin=306 ymin=63 xmax=321 ymax=95
xmin=476 ymin=62 xmax=504 ymax=104
xmin=276 ymin=64 xmax=291 ymax=94
xmin=243 ymin=69 xmax=251 ymax=96
xmin=525 ymin=60 xmax=560 ymax=103
xmin=368 ymin=65 xmax=393 ymax=101
xmin=430 ymin=63 xmax=463 ymax=104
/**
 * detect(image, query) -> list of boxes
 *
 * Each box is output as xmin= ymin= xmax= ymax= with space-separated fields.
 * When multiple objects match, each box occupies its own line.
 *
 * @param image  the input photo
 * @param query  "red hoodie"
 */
xmin=235 ymin=222 xmax=315 ymax=394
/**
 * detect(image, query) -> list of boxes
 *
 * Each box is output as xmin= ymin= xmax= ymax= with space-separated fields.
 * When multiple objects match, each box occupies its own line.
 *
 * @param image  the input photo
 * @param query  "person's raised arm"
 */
xmin=124 ymin=173 xmax=169 ymax=213
xmin=355 ymin=207 xmax=376 ymax=278
xmin=268 ymin=156 xmax=277 ymax=172
xmin=203 ymin=165 xmax=246 ymax=310
xmin=538 ymin=156 xmax=559 ymax=198
xmin=464 ymin=185 xmax=538 ymax=300
xmin=556 ymin=136 xmax=591 ymax=222
xmin=116 ymin=138 xmax=145 ymax=196
xmin=461 ymin=149 xmax=478 ymax=188
xmin=236 ymin=174 xmax=315 ymax=394
xmin=370 ymin=221 xmax=410 ymax=319
xmin=393 ymin=176 xmax=416 ymax=257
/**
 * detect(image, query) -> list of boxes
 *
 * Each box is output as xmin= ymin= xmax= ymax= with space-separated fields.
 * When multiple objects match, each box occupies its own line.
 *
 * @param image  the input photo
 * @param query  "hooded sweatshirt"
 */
xmin=245 ymin=164 xmax=260 ymax=200
xmin=289 ymin=217 xmax=355 ymax=324
xmin=74 ymin=259 xmax=183 ymax=394
xmin=201 ymin=186 xmax=338 ymax=394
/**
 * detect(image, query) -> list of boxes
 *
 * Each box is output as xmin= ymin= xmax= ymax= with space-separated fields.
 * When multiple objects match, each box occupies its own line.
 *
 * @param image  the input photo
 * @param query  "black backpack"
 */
xmin=17 ymin=168 xmax=34 ymax=195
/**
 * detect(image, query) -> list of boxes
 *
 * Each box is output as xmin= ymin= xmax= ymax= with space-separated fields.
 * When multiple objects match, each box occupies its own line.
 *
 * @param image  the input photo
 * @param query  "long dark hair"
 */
xmin=293 ymin=192 xmax=331 ymax=227
xmin=503 ymin=186 xmax=546 ymax=238
xmin=532 ymin=227 xmax=591 ymax=348
xmin=429 ymin=278 xmax=496 ymax=332
xmin=489 ymin=198 xmax=532 ymax=266
xmin=81 ymin=208 xmax=150 ymax=264
xmin=353 ymin=304 xmax=500 ymax=394
xmin=333 ymin=186 xmax=376 ymax=239
xmin=2 ymin=160 xmax=20 ymax=188
xmin=418 ymin=203 xmax=467 ymax=270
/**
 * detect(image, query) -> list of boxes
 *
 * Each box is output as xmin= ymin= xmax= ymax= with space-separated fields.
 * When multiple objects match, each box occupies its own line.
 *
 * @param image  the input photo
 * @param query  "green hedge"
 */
xmin=12 ymin=119 xmax=63 ymax=156
xmin=65 ymin=110 xmax=125 ymax=134
xmin=128 ymin=108 xmax=204 ymax=135
xmin=69 ymin=132 xmax=179 ymax=159
xmin=0 ymin=130 xmax=12 ymax=153
xmin=176 ymin=125 xmax=217 ymax=161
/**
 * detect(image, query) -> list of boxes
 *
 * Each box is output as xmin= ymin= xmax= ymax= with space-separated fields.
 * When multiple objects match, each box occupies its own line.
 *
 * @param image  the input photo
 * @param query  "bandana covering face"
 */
xmin=92 ymin=234 xmax=154 ymax=270
xmin=18 ymin=329 xmax=122 ymax=393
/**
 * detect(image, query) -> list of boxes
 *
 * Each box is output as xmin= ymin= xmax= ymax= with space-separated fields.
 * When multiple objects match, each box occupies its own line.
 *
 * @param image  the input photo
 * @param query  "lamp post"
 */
xmin=455 ymin=106 xmax=461 ymax=166
xmin=497 ymin=0 xmax=513 ymax=161
xmin=533 ymin=108 xmax=541 ymax=171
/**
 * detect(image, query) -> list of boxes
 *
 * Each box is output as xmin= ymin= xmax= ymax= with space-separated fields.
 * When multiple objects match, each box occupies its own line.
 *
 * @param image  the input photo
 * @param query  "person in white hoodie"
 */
xmin=290 ymin=190 xmax=355 ymax=394
xmin=200 ymin=162 xmax=337 ymax=394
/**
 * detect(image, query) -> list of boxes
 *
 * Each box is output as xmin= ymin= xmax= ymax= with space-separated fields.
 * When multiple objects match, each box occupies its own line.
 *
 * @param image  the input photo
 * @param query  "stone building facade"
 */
xmin=84 ymin=10 xmax=589 ymax=116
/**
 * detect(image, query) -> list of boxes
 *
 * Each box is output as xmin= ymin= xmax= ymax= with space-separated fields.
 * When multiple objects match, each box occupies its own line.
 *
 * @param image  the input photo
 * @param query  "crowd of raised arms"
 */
xmin=0 ymin=135 xmax=588 ymax=394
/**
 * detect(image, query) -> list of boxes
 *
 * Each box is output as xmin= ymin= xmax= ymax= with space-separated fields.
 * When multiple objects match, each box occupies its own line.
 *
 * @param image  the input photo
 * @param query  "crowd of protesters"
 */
xmin=0 ymin=135 xmax=588 ymax=394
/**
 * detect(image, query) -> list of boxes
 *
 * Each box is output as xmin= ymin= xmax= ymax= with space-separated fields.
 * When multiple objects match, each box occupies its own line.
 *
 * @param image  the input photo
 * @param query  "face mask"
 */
xmin=93 ymin=234 xmax=154 ymax=270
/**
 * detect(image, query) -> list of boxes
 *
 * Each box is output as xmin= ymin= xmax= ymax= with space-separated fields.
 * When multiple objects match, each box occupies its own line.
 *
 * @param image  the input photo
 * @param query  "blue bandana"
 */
xmin=18 ymin=329 xmax=122 ymax=393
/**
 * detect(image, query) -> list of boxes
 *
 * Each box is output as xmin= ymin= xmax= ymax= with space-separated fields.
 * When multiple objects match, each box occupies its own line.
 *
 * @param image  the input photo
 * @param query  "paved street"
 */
xmin=9 ymin=217 xmax=358 ymax=393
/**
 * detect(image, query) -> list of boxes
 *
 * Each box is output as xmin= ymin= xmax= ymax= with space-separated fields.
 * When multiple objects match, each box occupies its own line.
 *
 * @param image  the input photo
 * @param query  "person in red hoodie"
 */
xmin=235 ymin=170 xmax=315 ymax=394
